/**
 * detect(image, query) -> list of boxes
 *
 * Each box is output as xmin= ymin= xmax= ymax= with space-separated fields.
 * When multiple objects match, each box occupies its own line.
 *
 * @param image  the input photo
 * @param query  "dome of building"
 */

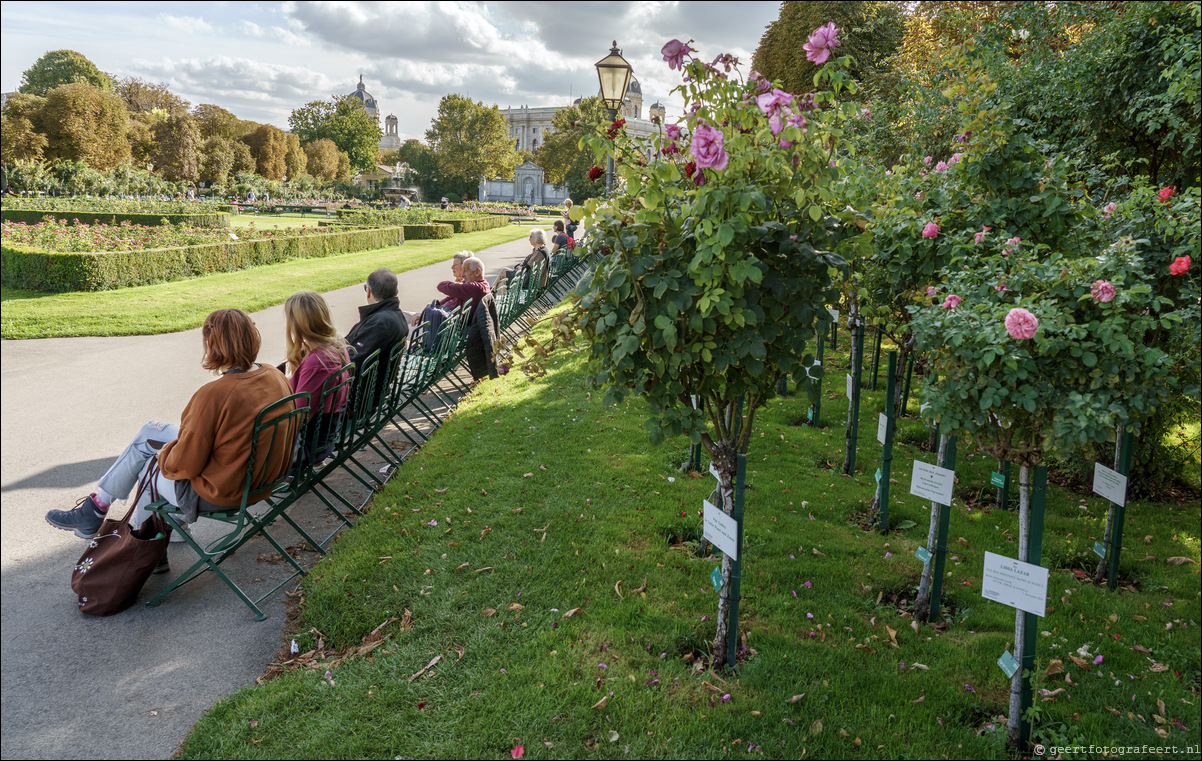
xmin=347 ymin=75 xmax=377 ymax=113
xmin=626 ymin=76 xmax=642 ymax=95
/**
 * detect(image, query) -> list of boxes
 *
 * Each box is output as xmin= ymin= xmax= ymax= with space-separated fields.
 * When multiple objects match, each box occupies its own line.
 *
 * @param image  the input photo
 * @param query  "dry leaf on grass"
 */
xmin=563 ymin=608 xmax=586 ymax=618
xmin=1166 ymin=556 xmax=1195 ymax=565
xmin=885 ymin=626 xmax=898 ymax=647
xmin=911 ymin=695 xmax=925 ymax=703
xmin=631 ymin=578 xmax=647 ymax=594
xmin=474 ymin=567 xmax=494 ymax=573
xmin=591 ymin=696 xmax=608 ymax=710
xmin=481 ymin=608 xmax=497 ymax=617
xmin=811 ymin=720 xmax=823 ymax=734
xmin=408 ymin=655 xmax=441 ymax=682
xmin=434 ymin=488 xmax=448 ymax=494
xmin=1045 ymin=659 xmax=1064 ymax=677
xmin=508 ymin=603 xmax=525 ymax=611
xmin=789 ymin=694 xmax=807 ymax=703
xmin=615 ymin=580 xmax=623 ymax=598
xmin=456 ymin=562 xmax=471 ymax=571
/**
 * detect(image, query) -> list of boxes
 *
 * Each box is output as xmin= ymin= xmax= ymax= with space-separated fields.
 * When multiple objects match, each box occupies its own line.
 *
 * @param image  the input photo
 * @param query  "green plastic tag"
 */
xmin=875 ymin=468 xmax=882 ymax=484
xmin=807 ymin=407 xmax=814 ymax=421
xmin=915 ymin=546 xmax=932 ymax=563
xmin=1093 ymin=542 xmax=1107 ymax=559
xmin=997 ymin=650 xmax=1019 ymax=678
xmin=710 ymin=566 xmax=723 ymax=593
xmin=990 ymin=471 xmax=1006 ymax=488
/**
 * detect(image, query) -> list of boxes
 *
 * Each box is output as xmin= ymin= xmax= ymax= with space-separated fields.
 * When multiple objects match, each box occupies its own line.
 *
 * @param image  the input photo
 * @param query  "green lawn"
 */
xmin=178 ymin=309 xmax=1201 ymax=760
xmin=0 ymin=226 xmax=532 ymax=339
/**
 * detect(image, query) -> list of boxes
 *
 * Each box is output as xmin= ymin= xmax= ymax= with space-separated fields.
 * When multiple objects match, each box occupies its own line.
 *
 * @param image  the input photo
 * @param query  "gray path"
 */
xmin=0 ymin=236 xmax=534 ymax=760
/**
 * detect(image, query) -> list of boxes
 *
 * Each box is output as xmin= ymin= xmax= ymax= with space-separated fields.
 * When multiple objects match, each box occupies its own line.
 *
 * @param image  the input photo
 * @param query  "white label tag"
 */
xmin=981 ymin=551 xmax=1049 ymax=617
xmin=828 ymin=308 xmax=839 ymax=325
xmin=703 ymin=499 xmax=739 ymax=560
xmin=910 ymin=460 xmax=955 ymax=505
xmin=846 ymin=373 xmax=854 ymax=401
xmin=1092 ymin=462 xmax=1128 ymax=505
xmin=877 ymin=413 xmax=888 ymax=445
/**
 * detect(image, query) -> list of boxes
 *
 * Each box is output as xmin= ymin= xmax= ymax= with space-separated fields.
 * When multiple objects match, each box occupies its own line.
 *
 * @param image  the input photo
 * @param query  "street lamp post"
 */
xmin=595 ymin=40 xmax=633 ymax=194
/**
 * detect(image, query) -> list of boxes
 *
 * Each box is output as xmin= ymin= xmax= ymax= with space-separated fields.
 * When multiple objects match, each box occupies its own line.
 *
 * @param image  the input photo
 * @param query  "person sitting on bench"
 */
xmin=346 ymin=268 xmax=409 ymax=408
xmin=283 ymin=292 xmax=351 ymax=465
xmin=45 ymin=309 xmax=295 ymax=572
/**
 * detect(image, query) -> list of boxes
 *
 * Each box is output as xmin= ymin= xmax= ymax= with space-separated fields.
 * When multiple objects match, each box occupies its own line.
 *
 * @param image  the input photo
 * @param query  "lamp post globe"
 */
xmin=594 ymin=41 xmax=633 ymax=193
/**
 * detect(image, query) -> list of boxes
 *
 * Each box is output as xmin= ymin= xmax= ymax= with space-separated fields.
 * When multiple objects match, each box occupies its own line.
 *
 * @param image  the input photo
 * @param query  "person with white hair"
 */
xmin=435 ymin=256 xmax=490 ymax=322
xmin=498 ymin=229 xmax=550 ymax=290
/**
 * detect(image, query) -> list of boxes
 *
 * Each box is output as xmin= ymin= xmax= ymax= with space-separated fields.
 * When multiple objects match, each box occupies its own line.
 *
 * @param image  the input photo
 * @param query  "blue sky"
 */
xmin=1 ymin=1 xmax=782 ymax=140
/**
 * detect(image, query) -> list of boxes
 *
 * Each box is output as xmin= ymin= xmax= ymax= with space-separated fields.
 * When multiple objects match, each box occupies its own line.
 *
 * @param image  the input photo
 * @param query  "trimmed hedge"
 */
xmin=432 ymin=216 xmax=507 ymax=233
xmin=402 ymin=223 xmax=454 ymax=240
xmin=1 ymin=226 xmax=405 ymax=292
xmin=0 ymin=209 xmax=231 ymax=228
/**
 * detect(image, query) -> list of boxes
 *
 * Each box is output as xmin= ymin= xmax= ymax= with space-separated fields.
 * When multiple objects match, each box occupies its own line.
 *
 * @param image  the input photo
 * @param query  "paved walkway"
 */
xmin=0 ymin=236 xmax=535 ymax=759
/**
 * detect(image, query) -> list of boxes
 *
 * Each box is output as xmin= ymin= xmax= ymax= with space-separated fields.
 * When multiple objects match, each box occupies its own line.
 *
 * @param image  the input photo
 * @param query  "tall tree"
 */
xmin=19 ymin=49 xmax=113 ymax=96
xmin=425 ymin=94 xmax=519 ymax=199
xmin=751 ymin=1 xmax=903 ymax=96
xmin=231 ymin=140 xmax=257 ymax=175
xmin=0 ymin=93 xmax=48 ymax=163
xmin=193 ymin=103 xmax=248 ymax=141
xmin=394 ymin=138 xmax=439 ymax=195
xmin=199 ymin=136 xmax=236 ymax=186
xmin=152 ymin=114 xmax=202 ymax=182
xmin=288 ymin=95 xmax=381 ymax=172
xmin=39 ymin=83 xmax=130 ymax=168
xmin=284 ymin=132 xmax=306 ymax=180
xmin=304 ymin=138 xmax=342 ymax=182
xmin=241 ymin=124 xmax=287 ymax=180
xmin=117 ymin=76 xmax=190 ymax=116
xmin=536 ymin=95 xmax=609 ymax=202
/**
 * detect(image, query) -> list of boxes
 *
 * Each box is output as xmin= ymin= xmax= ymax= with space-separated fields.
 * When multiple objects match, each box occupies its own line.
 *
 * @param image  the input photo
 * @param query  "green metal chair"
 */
xmin=145 ymin=393 xmax=309 ymax=621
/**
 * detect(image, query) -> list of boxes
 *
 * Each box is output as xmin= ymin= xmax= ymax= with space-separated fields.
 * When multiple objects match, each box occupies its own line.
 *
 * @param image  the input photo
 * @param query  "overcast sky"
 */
xmin=1 ymin=1 xmax=782 ymax=140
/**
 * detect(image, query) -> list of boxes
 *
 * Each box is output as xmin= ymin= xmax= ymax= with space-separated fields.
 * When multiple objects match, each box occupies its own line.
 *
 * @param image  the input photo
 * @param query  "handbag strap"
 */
xmin=111 ymin=459 xmax=163 ymax=525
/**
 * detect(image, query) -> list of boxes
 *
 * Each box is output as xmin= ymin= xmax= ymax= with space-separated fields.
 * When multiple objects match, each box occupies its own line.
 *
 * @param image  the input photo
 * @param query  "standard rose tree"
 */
xmin=574 ymin=31 xmax=863 ymax=668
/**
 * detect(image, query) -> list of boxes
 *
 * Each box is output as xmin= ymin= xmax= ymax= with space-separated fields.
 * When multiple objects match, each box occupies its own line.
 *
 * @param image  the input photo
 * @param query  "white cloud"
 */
xmin=156 ymin=14 xmax=214 ymax=35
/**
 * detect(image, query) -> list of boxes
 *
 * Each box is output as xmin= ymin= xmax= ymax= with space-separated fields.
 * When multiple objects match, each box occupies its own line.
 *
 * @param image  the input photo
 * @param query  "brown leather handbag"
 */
xmin=71 ymin=464 xmax=172 ymax=616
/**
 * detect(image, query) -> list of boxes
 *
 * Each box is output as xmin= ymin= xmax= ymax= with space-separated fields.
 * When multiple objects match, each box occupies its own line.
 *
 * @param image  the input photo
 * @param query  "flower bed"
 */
xmin=1 ymin=221 xmax=405 ymax=292
xmin=0 ymin=208 xmax=230 ymax=229
xmin=430 ymin=216 xmax=508 ymax=233
xmin=2 ymin=219 xmax=290 ymax=252
xmin=1 ymin=197 xmax=236 ymax=214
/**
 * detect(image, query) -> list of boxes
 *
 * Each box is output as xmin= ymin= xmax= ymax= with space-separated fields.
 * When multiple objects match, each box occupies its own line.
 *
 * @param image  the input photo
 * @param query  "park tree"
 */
xmin=116 ymin=76 xmax=189 ymax=116
xmin=231 ymin=140 xmax=257 ymax=175
xmin=241 ymin=124 xmax=288 ymax=181
xmin=425 ymin=94 xmax=519 ymax=200
xmin=199 ymin=136 xmax=236 ymax=186
xmin=571 ymin=39 xmax=862 ymax=668
xmin=394 ymin=138 xmax=439 ymax=194
xmin=193 ymin=103 xmax=249 ymax=141
xmin=288 ymin=95 xmax=382 ymax=172
xmin=284 ymin=132 xmax=307 ymax=180
xmin=39 ymin=83 xmax=130 ymax=169
xmin=752 ymin=1 xmax=903 ymax=97
xmin=304 ymin=138 xmax=342 ymax=182
xmin=152 ymin=113 xmax=202 ymax=182
xmin=0 ymin=93 xmax=48 ymax=164
xmin=536 ymin=95 xmax=608 ymax=202
xmin=19 ymin=49 xmax=113 ymax=96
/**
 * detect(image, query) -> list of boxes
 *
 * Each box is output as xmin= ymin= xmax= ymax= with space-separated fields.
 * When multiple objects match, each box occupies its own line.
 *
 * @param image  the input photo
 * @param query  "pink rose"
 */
xmin=665 ymin=124 xmax=681 ymax=141
xmin=1090 ymin=280 xmax=1116 ymax=303
xmin=934 ymin=160 xmax=949 ymax=173
xmin=923 ymin=156 xmax=933 ymax=166
xmin=1002 ymin=236 xmax=1021 ymax=256
xmin=690 ymin=124 xmax=729 ymax=171
xmin=922 ymin=222 xmax=940 ymax=239
xmin=859 ymin=107 xmax=872 ymax=120
xmin=974 ymin=225 xmax=992 ymax=245
xmin=993 ymin=281 xmax=1010 ymax=292
xmin=769 ymin=112 xmax=786 ymax=135
xmin=1102 ymin=201 xmax=1117 ymax=219
xmin=661 ymin=39 xmax=691 ymax=71
xmin=803 ymin=22 xmax=840 ymax=64
xmin=756 ymin=88 xmax=794 ymax=116
xmin=1169 ymin=255 xmax=1191 ymax=275
xmin=1005 ymin=308 xmax=1039 ymax=340
xmin=941 ymin=294 xmax=961 ymax=310
xmin=927 ymin=286 xmax=939 ymax=296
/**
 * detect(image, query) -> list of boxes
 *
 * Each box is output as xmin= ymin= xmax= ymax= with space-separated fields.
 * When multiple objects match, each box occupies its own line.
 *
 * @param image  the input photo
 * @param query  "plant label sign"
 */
xmin=990 ymin=471 xmax=1006 ymax=488
xmin=709 ymin=461 xmax=721 ymax=484
xmin=1093 ymin=542 xmax=1107 ymax=559
xmin=710 ymin=565 xmax=724 ymax=593
xmin=828 ymin=308 xmax=839 ymax=325
xmin=874 ymin=468 xmax=882 ymax=484
xmin=877 ymin=413 xmax=888 ymax=445
xmin=846 ymin=373 xmax=854 ymax=401
xmin=703 ymin=500 xmax=739 ymax=561
xmin=910 ymin=461 xmax=955 ymax=505
xmin=981 ymin=551 xmax=1049 ymax=617
xmin=997 ymin=650 xmax=1019 ymax=678
xmin=1092 ymin=462 xmax=1128 ymax=505
xmin=915 ymin=546 xmax=932 ymax=564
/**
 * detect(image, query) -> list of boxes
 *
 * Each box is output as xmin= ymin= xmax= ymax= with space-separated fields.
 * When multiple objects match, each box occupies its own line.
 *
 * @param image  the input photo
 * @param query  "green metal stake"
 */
xmin=726 ymin=453 xmax=748 ymax=668
xmin=877 ymin=351 xmax=897 ymax=534
xmin=845 ymin=318 xmax=864 ymax=474
xmin=1019 ymin=466 xmax=1049 ymax=745
xmin=830 ymin=313 xmax=838 ymax=351
xmin=1106 ymin=431 xmax=1136 ymax=591
xmin=869 ymin=324 xmax=883 ymax=391
xmin=926 ymin=434 xmax=957 ymax=620
xmin=900 ymin=354 xmax=915 ymax=416
xmin=809 ymin=331 xmax=825 ymax=428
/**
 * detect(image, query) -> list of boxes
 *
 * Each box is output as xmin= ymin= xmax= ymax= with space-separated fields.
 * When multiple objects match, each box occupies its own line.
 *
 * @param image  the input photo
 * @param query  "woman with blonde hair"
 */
xmin=283 ymin=291 xmax=351 ymax=464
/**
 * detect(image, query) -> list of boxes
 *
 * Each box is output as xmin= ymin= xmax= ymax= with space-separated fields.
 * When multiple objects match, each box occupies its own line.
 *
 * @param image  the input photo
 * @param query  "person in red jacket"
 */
xmin=46 ymin=310 xmax=295 ymax=571
xmin=435 ymin=256 xmax=490 ymax=322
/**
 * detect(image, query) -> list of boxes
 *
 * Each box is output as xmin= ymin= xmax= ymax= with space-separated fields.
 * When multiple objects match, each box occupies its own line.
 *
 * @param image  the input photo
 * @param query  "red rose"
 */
xmin=588 ymin=166 xmax=604 ymax=182
xmin=1158 ymin=186 xmax=1176 ymax=203
xmin=1169 ymin=255 xmax=1191 ymax=275
xmin=684 ymin=161 xmax=697 ymax=177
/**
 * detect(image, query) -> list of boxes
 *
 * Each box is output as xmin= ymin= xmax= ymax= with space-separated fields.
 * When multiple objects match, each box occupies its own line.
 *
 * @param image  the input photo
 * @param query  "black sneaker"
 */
xmin=153 ymin=551 xmax=170 ymax=575
xmin=46 ymin=494 xmax=106 ymax=539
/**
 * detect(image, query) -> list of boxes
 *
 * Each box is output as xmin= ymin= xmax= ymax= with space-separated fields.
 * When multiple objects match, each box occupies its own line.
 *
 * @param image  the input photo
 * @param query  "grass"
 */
xmin=0 ymin=226 xmax=532 ymax=339
xmin=178 ymin=310 xmax=1201 ymax=759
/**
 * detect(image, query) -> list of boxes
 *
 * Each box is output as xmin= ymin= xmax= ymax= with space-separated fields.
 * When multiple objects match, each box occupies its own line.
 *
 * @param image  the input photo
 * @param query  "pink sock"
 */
xmin=93 ymin=490 xmax=115 ymax=510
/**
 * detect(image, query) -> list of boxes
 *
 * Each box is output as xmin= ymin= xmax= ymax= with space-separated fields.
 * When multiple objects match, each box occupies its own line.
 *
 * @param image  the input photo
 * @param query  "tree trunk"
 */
xmin=1007 ymin=464 xmax=1032 ymax=746
xmin=842 ymin=307 xmax=860 ymax=475
xmin=913 ymin=432 xmax=949 ymax=621
xmin=1093 ymin=427 xmax=1123 ymax=584
xmin=891 ymin=335 xmax=913 ymax=424
xmin=709 ymin=442 xmax=737 ymax=669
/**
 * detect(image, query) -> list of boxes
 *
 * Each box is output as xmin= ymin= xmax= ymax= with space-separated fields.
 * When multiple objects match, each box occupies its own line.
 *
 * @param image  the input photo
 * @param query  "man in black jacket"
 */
xmin=346 ymin=268 xmax=408 ymax=408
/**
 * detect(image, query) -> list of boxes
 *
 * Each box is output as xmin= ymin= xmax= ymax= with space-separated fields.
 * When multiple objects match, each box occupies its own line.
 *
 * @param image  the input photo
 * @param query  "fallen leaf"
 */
xmin=1150 ymin=663 xmax=1169 ymax=673
xmin=249 ymin=720 xmax=259 ymax=728
xmin=631 ymin=578 xmax=647 ymax=594
xmin=789 ymin=694 xmax=807 ymax=703
xmin=592 ymin=696 xmax=608 ymax=710
xmin=563 ymin=608 xmax=587 ymax=618
xmin=482 ymin=608 xmax=497 ymax=617
xmin=474 ymin=567 xmax=494 ymax=573
xmin=1158 ymin=698 xmax=1166 ymax=717
xmin=1068 ymin=655 xmax=1090 ymax=669
xmin=480 ymin=527 xmax=491 ymax=539
xmin=911 ymin=695 xmax=925 ymax=703
xmin=811 ymin=720 xmax=823 ymax=734
xmin=1045 ymin=659 xmax=1064 ymax=677
xmin=452 ymin=645 xmax=465 ymax=661
xmin=812 ymin=548 xmax=826 ymax=557
xmin=1165 ymin=556 xmax=1195 ymax=565
xmin=910 ymin=620 xmax=920 ymax=634
xmin=1105 ymin=705 xmax=1121 ymax=715
xmin=523 ymin=473 xmax=534 ymax=478
xmin=408 ymin=655 xmax=442 ymax=682
xmin=539 ymin=464 xmax=547 ymax=471
xmin=957 ymin=537 xmax=969 ymax=546
xmin=1156 ymin=727 xmax=1169 ymax=739
xmin=700 ymin=681 xmax=723 ymax=693
xmin=434 ymin=488 xmax=448 ymax=494
xmin=839 ymin=729 xmax=850 ymax=737
xmin=1133 ymin=645 xmax=1153 ymax=654
xmin=615 ymin=580 xmax=623 ymax=598
xmin=750 ymin=710 xmax=762 ymax=716
xmin=508 ymin=603 xmax=525 ymax=611
xmin=608 ymin=730 xmax=620 ymax=743
xmin=911 ymin=663 xmax=929 ymax=670
xmin=456 ymin=562 xmax=471 ymax=571
xmin=885 ymin=626 xmax=899 ymax=647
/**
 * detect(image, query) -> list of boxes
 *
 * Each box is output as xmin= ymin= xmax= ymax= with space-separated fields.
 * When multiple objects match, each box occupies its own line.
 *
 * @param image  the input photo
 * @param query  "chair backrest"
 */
xmin=296 ymin=361 xmax=355 ymax=472
xmin=243 ymin=393 xmax=310 ymax=506
xmin=346 ymin=349 xmax=381 ymax=430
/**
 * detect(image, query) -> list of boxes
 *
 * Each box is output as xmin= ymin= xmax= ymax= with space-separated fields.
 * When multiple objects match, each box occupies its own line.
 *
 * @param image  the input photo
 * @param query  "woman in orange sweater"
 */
xmin=45 ymin=309 xmax=295 ymax=569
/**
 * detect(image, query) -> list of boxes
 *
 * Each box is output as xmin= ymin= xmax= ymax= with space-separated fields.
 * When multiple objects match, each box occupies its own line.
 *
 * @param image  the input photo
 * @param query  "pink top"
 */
xmin=290 ymin=347 xmax=350 ymax=413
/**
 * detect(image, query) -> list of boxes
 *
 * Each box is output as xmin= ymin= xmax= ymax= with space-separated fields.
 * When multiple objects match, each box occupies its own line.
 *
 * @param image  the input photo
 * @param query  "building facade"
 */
xmin=479 ymin=162 xmax=569 ymax=206
xmin=498 ymin=75 xmax=664 ymax=152
xmin=344 ymin=76 xmax=402 ymax=152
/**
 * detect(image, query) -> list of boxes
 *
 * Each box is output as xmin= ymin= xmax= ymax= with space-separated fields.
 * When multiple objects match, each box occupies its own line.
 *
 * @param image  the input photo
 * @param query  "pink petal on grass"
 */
xmin=512 ymin=745 xmax=525 ymax=759
xmin=1093 ymin=655 xmax=1104 ymax=664
xmin=804 ymin=581 xmax=812 ymax=588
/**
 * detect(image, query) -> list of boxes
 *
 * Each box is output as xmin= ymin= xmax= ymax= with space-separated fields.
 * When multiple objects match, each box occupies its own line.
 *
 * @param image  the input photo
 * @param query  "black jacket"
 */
xmin=345 ymin=296 xmax=408 ymax=407
xmin=465 ymin=292 xmax=501 ymax=381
